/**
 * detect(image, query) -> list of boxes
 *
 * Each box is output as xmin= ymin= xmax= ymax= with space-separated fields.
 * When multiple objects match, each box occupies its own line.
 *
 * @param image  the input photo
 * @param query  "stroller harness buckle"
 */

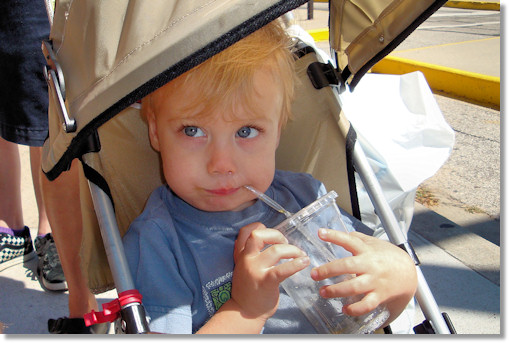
xmin=307 ymin=61 xmax=342 ymax=89
xmin=84 ymin=289 xmax=143 ymax=326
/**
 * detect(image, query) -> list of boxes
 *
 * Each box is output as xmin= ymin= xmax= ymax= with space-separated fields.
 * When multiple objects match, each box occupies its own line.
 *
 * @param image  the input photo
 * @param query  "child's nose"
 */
xmin=207 ymin=143 xmax=237 ymax=175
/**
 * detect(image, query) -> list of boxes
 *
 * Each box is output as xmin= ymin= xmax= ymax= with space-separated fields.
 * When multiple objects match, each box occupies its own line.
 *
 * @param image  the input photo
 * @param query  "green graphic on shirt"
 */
xmin=210 ymin=281 xmax=232 ymax=311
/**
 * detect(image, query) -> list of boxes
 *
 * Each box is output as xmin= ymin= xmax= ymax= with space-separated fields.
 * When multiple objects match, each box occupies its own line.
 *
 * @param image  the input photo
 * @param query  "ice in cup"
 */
xmin=274 ymin=191 xmax=390 ymax=334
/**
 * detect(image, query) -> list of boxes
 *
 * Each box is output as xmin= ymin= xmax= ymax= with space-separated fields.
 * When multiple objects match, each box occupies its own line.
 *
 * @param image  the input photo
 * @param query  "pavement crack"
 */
xmin=453 ymin=128 xmax=499 ymax=144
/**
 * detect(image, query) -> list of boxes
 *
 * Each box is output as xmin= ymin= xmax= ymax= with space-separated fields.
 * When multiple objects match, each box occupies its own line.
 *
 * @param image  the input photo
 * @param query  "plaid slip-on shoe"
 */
xmin=0 ymin=226 xmax=36 ymax=272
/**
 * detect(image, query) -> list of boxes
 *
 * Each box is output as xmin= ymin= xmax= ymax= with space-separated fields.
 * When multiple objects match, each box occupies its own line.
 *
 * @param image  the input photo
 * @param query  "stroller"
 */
xmin=41 ymin=0 xmax=455 ymax=334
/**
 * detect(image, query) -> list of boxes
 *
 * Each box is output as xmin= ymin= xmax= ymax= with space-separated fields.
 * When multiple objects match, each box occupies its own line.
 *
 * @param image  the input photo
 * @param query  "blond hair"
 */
xmin=143 ymin=20 xmax=296 ymax=126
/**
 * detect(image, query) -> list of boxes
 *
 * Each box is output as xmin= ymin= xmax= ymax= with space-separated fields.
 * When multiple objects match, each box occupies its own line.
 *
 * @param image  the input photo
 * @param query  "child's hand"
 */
xmin=231 ymin=222 xmax=310 ymax=322
xmin=310 ymin=229 xmax=417 ymax=324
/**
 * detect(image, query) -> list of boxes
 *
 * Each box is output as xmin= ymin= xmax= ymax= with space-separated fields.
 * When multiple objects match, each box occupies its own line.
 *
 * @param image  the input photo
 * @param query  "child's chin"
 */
xmin=201 ymin=199 xmax=255 ymax=212
xmin=229 ymin=199 xmax=256 ymax=212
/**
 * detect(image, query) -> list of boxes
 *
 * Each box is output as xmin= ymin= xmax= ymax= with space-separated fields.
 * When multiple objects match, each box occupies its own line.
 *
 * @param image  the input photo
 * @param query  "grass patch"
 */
xmin=464 ymin=205 xmax=484 ymax=214
xmin=416 ymin=186 xmax=439 ymax=207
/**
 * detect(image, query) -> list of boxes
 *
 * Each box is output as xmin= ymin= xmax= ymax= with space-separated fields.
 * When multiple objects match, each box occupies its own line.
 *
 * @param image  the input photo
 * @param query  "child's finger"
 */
xmin=235 ymin=223 xmax=264 ymax=249
xmin=234 ymin=222 xmax=266 ymax=262
xmin=318 ymin=274 xmax=374 ymax=299
xmin=260 ymin=243 xmax=307 ymax=267
xmin=242 ymin=227 xmax=288 ymax=256
xmin=270 ymin=255 xmax=310 ymax=282
xmin=317 ymin=228 xmax=366 ymax=255
xmin=341 ymin=292 xmax=382 ymax=317
xmin=310 ymin=255 xmax=368 ymax=282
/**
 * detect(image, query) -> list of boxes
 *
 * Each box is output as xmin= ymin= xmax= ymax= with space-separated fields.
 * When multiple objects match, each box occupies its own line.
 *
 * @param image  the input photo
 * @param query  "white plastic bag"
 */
xmin=285 ymin=24 xmax=455 ymax=238
xmin=338 ymin=72 xmax=455 ymax=237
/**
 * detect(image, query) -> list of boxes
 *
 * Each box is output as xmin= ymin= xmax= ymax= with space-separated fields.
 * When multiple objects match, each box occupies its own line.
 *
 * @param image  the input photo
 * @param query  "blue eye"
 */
xmin=237 ymin=126 xmax=259 ymax=139
xmin=183 ymin=126 xmax=205 ymax=137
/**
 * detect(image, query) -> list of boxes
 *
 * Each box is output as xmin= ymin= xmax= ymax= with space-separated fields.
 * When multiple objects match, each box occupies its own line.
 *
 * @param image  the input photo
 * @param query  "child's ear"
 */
xmin=145 ymin=106 xmax=161 ymax=152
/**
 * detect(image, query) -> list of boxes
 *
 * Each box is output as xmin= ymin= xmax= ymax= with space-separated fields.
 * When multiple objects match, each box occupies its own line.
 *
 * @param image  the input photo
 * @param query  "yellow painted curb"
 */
xmin=307 ymin=28 xmax=329 ymax=42
xmin=371 ymin=56 xmax=500 ymax=109
xmin=444 ymin=1 xmax=500 ymax=11
xmin=312 ymin=0 xmax=499 ymax=10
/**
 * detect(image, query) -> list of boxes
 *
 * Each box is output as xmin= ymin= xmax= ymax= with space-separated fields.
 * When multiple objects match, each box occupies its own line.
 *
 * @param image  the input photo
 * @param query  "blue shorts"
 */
xmin=0 ymin=1 xmax=50 ymax=147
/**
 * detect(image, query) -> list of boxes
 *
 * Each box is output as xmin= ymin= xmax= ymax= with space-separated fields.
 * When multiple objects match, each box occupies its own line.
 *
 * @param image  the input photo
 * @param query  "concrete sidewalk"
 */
xmin=0 ymin=146 xmax=118 ymax=334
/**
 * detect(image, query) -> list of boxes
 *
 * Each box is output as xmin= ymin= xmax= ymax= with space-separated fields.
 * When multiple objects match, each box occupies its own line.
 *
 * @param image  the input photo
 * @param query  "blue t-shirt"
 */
xmin=123 ymin=170 xmax=365 ymax=333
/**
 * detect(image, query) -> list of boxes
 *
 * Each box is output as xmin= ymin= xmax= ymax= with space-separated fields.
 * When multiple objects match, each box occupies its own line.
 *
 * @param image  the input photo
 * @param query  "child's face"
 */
xmin=147 ymin=67 xmax=283 ymax=212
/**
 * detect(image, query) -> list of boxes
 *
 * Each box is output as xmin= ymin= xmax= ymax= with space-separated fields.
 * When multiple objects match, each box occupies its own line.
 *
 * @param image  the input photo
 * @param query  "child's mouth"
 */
xmin=206 ymin=187 xmax=239 ymax=196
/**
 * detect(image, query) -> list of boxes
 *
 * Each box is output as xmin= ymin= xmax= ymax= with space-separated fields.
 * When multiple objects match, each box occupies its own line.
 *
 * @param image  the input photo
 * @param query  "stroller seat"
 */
xmin=77 ymin=45 xmax=359 ymax=294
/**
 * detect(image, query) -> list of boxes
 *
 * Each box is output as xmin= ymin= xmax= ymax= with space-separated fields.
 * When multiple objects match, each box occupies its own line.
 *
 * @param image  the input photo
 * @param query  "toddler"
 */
xmin=123 ymin=20 xmax=417 ymax=334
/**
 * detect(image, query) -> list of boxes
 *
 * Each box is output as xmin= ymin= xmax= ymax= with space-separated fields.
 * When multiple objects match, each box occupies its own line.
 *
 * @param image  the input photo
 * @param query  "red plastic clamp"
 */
xmin=84 ymin=289 xmax=143 ymax=326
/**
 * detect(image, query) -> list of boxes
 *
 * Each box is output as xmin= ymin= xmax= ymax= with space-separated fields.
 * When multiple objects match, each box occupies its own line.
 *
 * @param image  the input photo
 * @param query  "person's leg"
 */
xmin=30 ymin=146 xmax=67 ymax=291
xmin=0 ymin=137 xmax=36 ymax=271
xmin=0 ymin=137 xmax=24 ymax=230
xmin=29 ymin=146 xmax=51 ymax=236
xmin=40 ymin=158 xmax=98 ymax=317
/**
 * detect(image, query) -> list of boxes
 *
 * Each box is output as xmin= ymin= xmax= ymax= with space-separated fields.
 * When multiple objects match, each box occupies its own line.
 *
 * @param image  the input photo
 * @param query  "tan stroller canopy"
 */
xmin=42 ymin=0 xmax=446 ymax=180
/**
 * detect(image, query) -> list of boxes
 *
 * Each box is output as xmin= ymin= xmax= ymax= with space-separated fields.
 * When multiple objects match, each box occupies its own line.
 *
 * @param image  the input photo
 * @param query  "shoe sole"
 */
xmin=40 ymin=277 xmax=68 ymax=291
xmin=37 ymin=265 xmax=68 ymax=292
xmin=0 ymin=250 xmax=36 ymax=272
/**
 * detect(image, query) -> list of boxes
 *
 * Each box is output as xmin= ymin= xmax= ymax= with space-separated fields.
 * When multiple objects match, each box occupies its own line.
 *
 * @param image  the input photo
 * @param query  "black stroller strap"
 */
xmin=80 ymin=160 xmax=115 ymax=212
xmin=345 ymin=126 xmax=361 ymax=221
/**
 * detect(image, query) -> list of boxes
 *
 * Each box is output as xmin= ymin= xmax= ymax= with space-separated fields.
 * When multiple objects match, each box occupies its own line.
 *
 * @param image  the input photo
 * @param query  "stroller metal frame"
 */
xmin=352 ymin=143 xmax=454 ymax=334
xmin=85 ymin=182 xmax=150 ymax=333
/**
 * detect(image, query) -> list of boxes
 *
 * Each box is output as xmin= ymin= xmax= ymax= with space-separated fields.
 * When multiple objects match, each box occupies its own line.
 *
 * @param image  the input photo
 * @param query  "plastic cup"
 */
xmin=274 ymin=191 xmax=389 ymax=334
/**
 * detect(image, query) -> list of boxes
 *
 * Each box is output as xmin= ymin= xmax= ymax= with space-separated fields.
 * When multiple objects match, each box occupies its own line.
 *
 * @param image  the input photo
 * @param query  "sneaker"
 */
xmin=48 ymin=317 xmax=110 ymax=334
xmin=0 ymin=226 xmax=36 ymax=272
xmin=34 ymin=233 xmax=68 ymax=291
